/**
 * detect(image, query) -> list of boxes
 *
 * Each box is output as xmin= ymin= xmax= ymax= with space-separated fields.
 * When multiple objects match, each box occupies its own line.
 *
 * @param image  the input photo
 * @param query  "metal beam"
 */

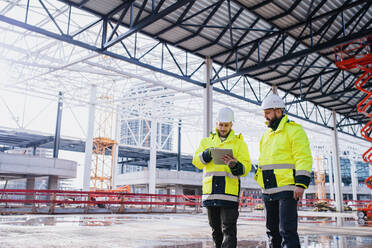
xmin=174 ymin=0 xmax=225 ymax=46
xmin=212 ymin=27 xmax=372 ymax=83
xmin=18 ymin=136 xmax=54 ymax=148
xmin=0 ymin=14 xmax=204 ymax=88
xmin=103 ymin=0 xmax=191 ymax=50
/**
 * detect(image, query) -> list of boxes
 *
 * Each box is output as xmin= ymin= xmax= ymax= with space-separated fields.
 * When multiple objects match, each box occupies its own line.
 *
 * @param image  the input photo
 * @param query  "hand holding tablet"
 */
xmin=210 ymin=148 xmax=233 ymax=165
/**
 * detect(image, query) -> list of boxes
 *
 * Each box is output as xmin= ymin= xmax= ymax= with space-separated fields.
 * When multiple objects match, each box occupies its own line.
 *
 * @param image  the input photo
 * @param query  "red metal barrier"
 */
xmin=0 ymin=189 xmax=202 ymax=214
xmin=0 ymin=189 xmax=371 ymax=214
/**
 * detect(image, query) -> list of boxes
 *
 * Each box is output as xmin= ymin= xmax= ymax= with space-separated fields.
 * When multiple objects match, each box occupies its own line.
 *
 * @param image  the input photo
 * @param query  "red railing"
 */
xmin=0 ymin=189 xmax=202 ymax=214
xmin=0 ymin=189 xmax=370 ymax=214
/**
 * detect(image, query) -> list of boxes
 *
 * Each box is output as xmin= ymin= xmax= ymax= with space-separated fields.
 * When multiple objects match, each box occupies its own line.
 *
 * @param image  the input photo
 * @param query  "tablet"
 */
xmin=210 ymin=148 xmax=233 ymax=165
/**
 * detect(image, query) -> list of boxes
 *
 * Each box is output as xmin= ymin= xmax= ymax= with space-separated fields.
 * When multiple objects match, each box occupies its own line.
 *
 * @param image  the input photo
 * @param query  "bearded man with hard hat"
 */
xmin=256 ymin=93 xmax=312 ymax=248
xmin=192 ymin=107 xmax=251 ymax=248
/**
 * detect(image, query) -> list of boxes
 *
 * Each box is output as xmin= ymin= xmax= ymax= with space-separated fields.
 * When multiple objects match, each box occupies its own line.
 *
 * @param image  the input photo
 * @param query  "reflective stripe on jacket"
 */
xmin=255 ymin=115 xmax=312 ymax=195
xmin=192 ymin=129 xmax=251 ymax=206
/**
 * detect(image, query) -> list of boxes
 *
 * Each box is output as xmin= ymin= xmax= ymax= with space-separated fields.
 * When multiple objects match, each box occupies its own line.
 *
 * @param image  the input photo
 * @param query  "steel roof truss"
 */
xmin=174 ymin=0 xmax=225 ymax=46
xmin=153 ymin=0 xmax=195 ymax=38
xmin=105 ymin=2 xmax=132 ymax=44
xmin=103 ymin=0 xmax=191 ymax=50
xmin=267 ymin=0 xmax=302 ymax=22
xmin=211 ymin=19 xmax=260 ymax=80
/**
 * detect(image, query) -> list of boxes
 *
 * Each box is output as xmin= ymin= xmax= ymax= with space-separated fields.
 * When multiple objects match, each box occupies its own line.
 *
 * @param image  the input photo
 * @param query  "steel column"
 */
xmin=53 ymin=92 xmax=63 ymax=158
xmin=148 ymin=118 xmax=157 ymax=194
xmin=177 ymin=119 xmax=181 ymax=171
xmin=331 ymin=110 xmax=344 ymax=212
xmin=83 ymin=84 xmax=97 ymax=191
xmin=112 ymin=105 xmax=121 ymax=189
xmin=327 ymin=155 xmax=335 ymax=200
xmin=204 ymin=57 xmax=213 ymax=137
xmin=349 ymin=156 xmax=358 ymax=201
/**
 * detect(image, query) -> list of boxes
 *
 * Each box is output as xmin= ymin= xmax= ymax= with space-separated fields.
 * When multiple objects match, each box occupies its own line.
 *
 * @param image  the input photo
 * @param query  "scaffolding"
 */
xmin=314 ymin=156 xmax=326 ymax=200
xmin=91 ymin=89 xmax=117 ymax=190
xmin=92 ymin=137 xmax=117 ymax=190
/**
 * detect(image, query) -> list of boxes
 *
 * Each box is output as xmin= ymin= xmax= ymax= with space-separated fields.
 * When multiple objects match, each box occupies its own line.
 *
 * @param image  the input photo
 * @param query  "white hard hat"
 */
xmin=261 ymin=94 xmax=285 ymax=110
xmin=217 ymin=107 xmax=234 ymax=122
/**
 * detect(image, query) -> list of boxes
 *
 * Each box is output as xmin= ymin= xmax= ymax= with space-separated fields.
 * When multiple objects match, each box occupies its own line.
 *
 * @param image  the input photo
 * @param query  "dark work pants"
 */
xmin=207 ymin=206 xmax=239 ymax=248
xmin=264 ymin=198 xmax=300 ymax=248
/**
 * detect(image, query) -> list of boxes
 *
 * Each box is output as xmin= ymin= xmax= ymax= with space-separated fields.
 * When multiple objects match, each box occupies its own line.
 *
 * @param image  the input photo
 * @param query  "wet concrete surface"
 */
xmin=0 ymin=213 xmax=371 ymax=248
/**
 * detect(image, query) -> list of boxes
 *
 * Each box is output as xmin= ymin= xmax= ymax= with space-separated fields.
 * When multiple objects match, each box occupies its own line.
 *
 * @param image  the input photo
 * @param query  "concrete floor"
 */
xmin=0 ymin=212 xmax=371 ymax=248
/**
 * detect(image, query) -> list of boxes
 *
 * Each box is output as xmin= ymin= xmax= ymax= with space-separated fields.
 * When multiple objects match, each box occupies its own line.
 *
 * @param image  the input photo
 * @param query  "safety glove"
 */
xmin=202 ymin=148 xmax=212 ymax=163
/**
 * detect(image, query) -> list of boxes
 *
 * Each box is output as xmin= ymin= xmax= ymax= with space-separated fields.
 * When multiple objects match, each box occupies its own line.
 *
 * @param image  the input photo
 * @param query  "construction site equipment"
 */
xmin=334 ymin=35 xmax=372 ymax=163
xmin=335 ymin=35 xmax=372 ymax=224
xmin=356 ymin=175 xmax=372 ymax=224
xmin=312 ymin=201 xmax=336 ymax=212
xmin=88 ymin=185 xmax=130 ymax=209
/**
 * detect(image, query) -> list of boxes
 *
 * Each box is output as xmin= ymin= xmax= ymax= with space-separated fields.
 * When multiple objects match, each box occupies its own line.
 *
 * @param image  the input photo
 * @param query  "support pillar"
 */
xmin=112 ymin=105 xmax=121 ymax=189
xmin=196 ymin=187 xmax=202 ymax=196
xmin=174 ymin=184 xmax=183 ymax=213
xmin=148 ymin=118 xmax=157 ymax=194
xmin=175 ymin=184 xmax=183 ymax=195
xmin=83 ymin=84 xmax=96 ymax=191
xmin=177 ymin=120 xmax=181 ymax=171
xmin=48 ymin=175 xmax=58 ymax=190
xmin=53 ymin=92 xmax=63 ymax=158
xmin=204 ymin=57 xmax=213 ymax=138
xmin=327 ymin=155 xmax=335 ymax=200
xmin=25 ymin=177 xmax=36 ymax=202
xmin=331 ymin=110 xmax=343 ymax=212
xmin=350 ymin=156 xmax=358 ymax=201
xmin=26 ymin=177 xmax=35 ymax=190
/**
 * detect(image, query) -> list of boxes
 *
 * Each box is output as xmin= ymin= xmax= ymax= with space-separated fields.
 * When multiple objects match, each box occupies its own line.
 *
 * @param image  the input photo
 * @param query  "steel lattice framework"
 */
xmin=0 ymin=0 xmax=371 ymax=139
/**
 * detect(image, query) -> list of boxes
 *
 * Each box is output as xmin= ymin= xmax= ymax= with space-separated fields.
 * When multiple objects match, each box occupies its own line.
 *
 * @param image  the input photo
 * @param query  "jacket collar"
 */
xmin=268 ymin=114 xmax=288 ymax=133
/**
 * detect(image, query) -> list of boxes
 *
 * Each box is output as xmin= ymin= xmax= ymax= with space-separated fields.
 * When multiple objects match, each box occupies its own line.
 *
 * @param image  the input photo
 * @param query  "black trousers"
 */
xmin=264 ymin=198 xmax=300 ymax=248
xmin=207 ymin=206 xmax=239 ymax=248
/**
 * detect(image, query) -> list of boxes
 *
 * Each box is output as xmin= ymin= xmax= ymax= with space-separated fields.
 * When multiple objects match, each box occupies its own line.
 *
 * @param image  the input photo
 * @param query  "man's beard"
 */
xmin=218 ymin=130 xmax=230 ymax=138
xmin=267 ymin=115 xmax=281 ymax=129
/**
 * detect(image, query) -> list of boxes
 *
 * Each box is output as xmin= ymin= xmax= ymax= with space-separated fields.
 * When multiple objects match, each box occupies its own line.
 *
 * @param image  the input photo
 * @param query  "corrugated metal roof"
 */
xmin=59 ymin=0 xmax=371 ymax=125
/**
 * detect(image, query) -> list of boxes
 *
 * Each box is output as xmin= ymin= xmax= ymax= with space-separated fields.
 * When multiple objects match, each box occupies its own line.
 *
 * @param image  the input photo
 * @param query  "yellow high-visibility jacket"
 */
xmin=255 ymin=115 xmax=312 ymax=196
xmin=192 ymin=129 xmax=251 ymax=206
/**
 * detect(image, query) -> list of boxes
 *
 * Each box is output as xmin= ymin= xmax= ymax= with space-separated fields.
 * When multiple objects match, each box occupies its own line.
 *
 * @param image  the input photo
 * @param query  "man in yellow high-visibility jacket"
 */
xmin=255 ymin=93 xmax=312 ymax=248
xmin=193 ymin=107 xmax=251 ymax=248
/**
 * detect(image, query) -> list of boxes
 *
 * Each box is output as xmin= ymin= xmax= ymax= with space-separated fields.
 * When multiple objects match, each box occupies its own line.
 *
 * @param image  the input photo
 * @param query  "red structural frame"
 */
xmin=335 ymin=35 xmax=372 ymax=223
xmin=335 ymin=36 xmax=372 ymax=162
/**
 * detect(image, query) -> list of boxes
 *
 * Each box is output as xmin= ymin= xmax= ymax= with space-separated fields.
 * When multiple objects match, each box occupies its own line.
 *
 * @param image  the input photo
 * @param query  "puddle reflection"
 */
xmin=147 ymin=236 xmax=372 ymax=248
xmin=0 ymin=215 xmax=371 ymax=247
xmin=0 ymin=214 xmax=173 ymax=227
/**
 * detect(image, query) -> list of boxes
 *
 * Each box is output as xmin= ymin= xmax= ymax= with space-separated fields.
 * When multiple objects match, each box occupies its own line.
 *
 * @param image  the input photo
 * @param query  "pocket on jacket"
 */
xmin=254 ymin=168 xmax=264 ymax=189
xmin=274 ymin=168 xmax=295 ymax=186
xmin=202 ymin=176 xmax=213 ymax=194
xmin=225 ymin=176 xmax=239 ymax=196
